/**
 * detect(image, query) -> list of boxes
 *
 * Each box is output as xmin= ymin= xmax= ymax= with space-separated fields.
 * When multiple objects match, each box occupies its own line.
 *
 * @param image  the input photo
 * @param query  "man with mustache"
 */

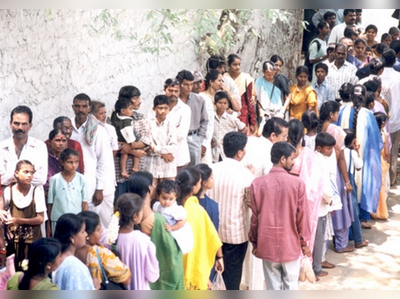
xmin=329 ymin=9 xmax=357 ymax=44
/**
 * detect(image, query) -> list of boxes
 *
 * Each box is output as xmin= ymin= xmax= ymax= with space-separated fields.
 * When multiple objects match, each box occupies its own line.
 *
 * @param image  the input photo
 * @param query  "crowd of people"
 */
xmin=0 ymin=8 xmax=399 ymax=291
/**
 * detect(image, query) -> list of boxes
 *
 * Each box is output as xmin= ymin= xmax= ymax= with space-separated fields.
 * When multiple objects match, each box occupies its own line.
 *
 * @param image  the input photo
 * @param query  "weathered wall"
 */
xmin=0 ymin=9 xmax=303 ymax=141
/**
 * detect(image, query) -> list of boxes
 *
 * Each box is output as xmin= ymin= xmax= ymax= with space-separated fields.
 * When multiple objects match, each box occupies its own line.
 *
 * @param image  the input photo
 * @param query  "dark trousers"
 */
xmin=222 ymin=242 xmax=248 ymax=290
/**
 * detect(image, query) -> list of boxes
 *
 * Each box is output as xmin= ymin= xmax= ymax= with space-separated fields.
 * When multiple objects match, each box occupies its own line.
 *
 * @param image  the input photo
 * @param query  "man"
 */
xmin=323 ymin=11 xmax=337 ymax=30
xmin=355 ymin=9 xmax=363 ymax=27
xmin=242 ymin=117 xmax=288 ymax=178
xmin=249 ymin=142 xmax=311 ymax=290
xmin=326 ymin=43 xmax=358 ymax=100
xmin=380 ymin=49 xmax=400 ymax=186
xmin=208 ymin=132 xmax=255 ymax=290
xmin=312 ymin=9 xmax=343 ymax=28
xmin=176 ymin=70 xmax=208 ymax=166
xmin=0 ymin=106 xmax=48 ymax=188
xmin=192 ymin=71 xmax=204 ymax=94
xmin=163 ymin=78 xmax=191 ymax=172
xmin=341 ymin=37 xmax=363 ymax=69
xmin=70 ymin=93 xmax=115 ymax=228
xmin=328 ymin=9 xmax=357 ymax=44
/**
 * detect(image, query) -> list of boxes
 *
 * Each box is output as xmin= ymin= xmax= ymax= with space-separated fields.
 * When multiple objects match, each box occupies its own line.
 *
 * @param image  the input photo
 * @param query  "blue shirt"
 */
xmin=312 ymin=80 xmax=336 ymax=108
xmin=394 ymin=58 xmax=400 ymax=72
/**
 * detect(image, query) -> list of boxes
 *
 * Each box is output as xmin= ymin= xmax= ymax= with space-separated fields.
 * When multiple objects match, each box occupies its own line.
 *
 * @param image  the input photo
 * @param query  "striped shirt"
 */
xmin=326 ymin=61 xmax=358 ymax=99
xmin=208 ymin=158 xmax=255 ymax=244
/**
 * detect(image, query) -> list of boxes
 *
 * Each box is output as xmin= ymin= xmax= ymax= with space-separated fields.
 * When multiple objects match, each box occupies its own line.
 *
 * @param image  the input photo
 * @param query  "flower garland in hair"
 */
xmin=21 ymin=259 xmax=29 ymax=271
xmin=106 ymin=211 xmax=120 ymax=246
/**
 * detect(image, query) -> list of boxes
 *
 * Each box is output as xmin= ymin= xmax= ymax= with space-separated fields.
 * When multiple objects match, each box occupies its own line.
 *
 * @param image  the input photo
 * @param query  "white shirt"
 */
xmin=241 ymin=136 xmax=273 ymax=178
xmin=71 ymin=119 xmax=115 ymax=197
xmin=208 ymin=158 xmax=255 ymax=244
xmin=315 ymin=152 xmax=333 ymax=217
xmin=380 ymin=68 xmax=400 ymax=133
xmin=328 ymin=23 xmax=347 ymax=44
xmin=326 ymin=61 xmax=358 ymax=99
xmin=0 ymin=136 xmax=48 ymax=187
xmin=104 ymin=123 xmax=119 ymax=151
xmin=4 ymin=184 xmax=46 ymax=213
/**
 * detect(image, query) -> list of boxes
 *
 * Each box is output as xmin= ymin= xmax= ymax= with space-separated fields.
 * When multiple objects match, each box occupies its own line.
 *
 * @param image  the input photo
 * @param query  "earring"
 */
xmin=47 ymin=266 xmax=51 ymax=270
xmin=71 ymin=239 xmax=74 ymax=244
xmin=86 ymin=237 xmax=89 ymax=240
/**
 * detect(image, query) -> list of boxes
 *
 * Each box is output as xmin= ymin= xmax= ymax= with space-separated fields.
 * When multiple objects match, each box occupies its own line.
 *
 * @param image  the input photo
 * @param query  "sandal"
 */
xmin=355 ymin=240 xmax=369 ymax=248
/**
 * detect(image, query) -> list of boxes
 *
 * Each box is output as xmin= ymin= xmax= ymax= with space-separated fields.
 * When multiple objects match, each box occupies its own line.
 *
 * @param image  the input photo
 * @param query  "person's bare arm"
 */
xmin=165 ymin=219 xmax=186 ymax=232
xmin=6 ymin=212 xmax=44 ymax=226
xmin=338 ymin=150 xmax=352 ymax=194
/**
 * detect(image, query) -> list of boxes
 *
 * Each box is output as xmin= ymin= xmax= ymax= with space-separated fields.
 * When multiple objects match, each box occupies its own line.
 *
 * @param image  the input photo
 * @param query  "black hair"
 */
xmin=194 ymin=163 xmax=213 ymax=197
xmin=363 ymin=79 xmax=380 ymax=93
xmin=390 ymin=40 xmax=400 ymax=55
xmin=223 ymin=132 xmax=247 ymax=159
xmin=153 ymin=95 xmax=170 ymax=108
xmin=206 ymin=55 xmax=226 ymax=72
xmin=91 ymin=101 xmax=106 ymax=114
xmin=227 ymin=54 xmax=241 ymax=66
xmin=15 ymin=160 xmax=34 ymax=172
xmin=115 ymin=97 xmax=133 ymax=114
xmin=262 ymin=117 xmax=289 ymax=139
xmin=365 ymin=24 xmax=378 ymax=34
xmin=176 ymin=70 xmax=195 ymax=83
xmin=355 ymin=9 xmax=363 ymax=13
xmin=60 ymin=148 xmax=79 ymax=162
xmin=262 ymin=61 xmax=275 ymax=72
xmin=301 ymin=110 xmax=319 ymax=132
xmin=18 ymin=238 xmax=61 ymax=290
xmin=317 ymin=20 xmax=329 ymax=31
xmin=176 ymin=167 xmax=201 ymax=205
xmin=315 ymin=132 xmax=336 ymax=149
xmin=296 ymin=66 xmax=309 ymax=77
xmin=318 ymin=101 xmax=340 ymax=133
xmin=339 ymin=82 xmax=353 ymax=102
xmin=369 ymin=58 xmax=385 ymax=75
xmin=355 ymin=38 xmax=367 ymax=47
xmin=288 ymin=119 xmax=305 ymax=148
xmin=10 ymin=106 xmax=33 ymax=124
xmin=205 ymin=70 xmax=221 ymax=90
xmin=389 ymin=26 xmax=400 ymax=35
xmin=375 ymin=43 xmax=389 ymax=55
xmin=73 ymin=93 xmax=91 ymax=105
xmin=156 ymin=180 xmax=178 ymax=197
xmin=364 ymin=91 xmax=375 ymax=108
xmin=382 ymin=49 xmax=397 ymax=67
xmin=128 ymin=171 xmax=154 ymax=199
xmin=344 ymin=28 xmax=358 ymax=40
xmin=323 ymin=11 xmax=336 ymax=21
xmin=214 ymin=91 xmax=233 ymax=109
xmin=351 ymin=84 xmax=367 ymax=132
xmin=327 ymin=45 xmax=336 ymax=54
xmin=381 ymin=33 xmax=392 ymax=43
xmin=53 ymin=116 xmax=71 ymax=129
xmin=48 ymin=128 xmax=65 ymax=141
xmin=54 ymin=213 xmax=85 ymax=253
xmin=344 ymin=129 xmax=357 ymax=148
xmin=118 ymin=86 xmax=141 ymax=101
xmin=116 ymin=193 xmax=144 ymax=229
xmin=270 ymin=142 xmax=296 ymax=165
xmin=163 ymin=78 xmax=181 ymax=90
xmin=374 ymin=112 xmax=387 ymax=130
xmin=315 ymin=63 xmax=328 ymax=74
xmin=270 ymin=55 xmax=284 ymax=65
xmin=78 ymin=211 xmax=100 ymax=236
xmin=343 ymin=9 xmax=356 ymax=16
xmin=335 ymin=43 xmax=347 ymax=53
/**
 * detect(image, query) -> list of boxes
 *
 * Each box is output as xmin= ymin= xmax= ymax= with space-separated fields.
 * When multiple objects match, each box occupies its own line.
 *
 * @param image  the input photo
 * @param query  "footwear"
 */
xmin=335 ymin=246 xmax=354 ymax=253
xmin=316 ymin=271 xmax=329 ymax=278
xmin=355 ymin=240 xmax=369 ymax=248
xmin=321 ymin=261 xmax=336 ymax=269
xmin=361 ymin=222 xmax=372 ymax=229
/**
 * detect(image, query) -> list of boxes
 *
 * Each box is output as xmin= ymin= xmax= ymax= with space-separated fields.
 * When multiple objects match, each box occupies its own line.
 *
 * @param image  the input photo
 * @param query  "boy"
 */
xmin=313 ymin=133 xmax=337 ymax=278
xmin=145 ymin=95 xmax=178 ymax=186
xmin=312 ymin=63 xmax=336 ymax=109
xmin=111 ymin=97 xmax=139 ymax=178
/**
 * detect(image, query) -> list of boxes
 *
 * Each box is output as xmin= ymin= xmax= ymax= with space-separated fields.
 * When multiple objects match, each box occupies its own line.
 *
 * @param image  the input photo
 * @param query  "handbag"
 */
xmin=95 ymin=248 xmax=126 ymax=290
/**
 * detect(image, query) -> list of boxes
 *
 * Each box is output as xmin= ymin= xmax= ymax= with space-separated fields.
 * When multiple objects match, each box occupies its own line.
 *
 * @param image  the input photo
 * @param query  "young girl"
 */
xmin=6 ymin=238 xmax=62 ymax=290
xmin=47 ymin=148 xmax=88 ymax=237
xmin=302 ymin=110 xmax=319 ymax=151
xmin=176 ymin=167 xmax=223 ymax=290
xmin=108 ymin=193 xmax=159 ymax=290
xmin=0 ymin=160 xmax=46 ymax=271
xmin=153 ymin=180 xmax=194 ymax=254
xmin=354 ymin=39 xmax=372 ymax=67
xmin=212 ymin=91 xmax=247 ymax=162
xmin=364 ymin=24 xmax=378 ymax=49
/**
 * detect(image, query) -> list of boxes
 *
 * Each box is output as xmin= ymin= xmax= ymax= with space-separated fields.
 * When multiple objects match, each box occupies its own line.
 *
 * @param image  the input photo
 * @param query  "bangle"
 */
xmin=0 ymin=249 xmax=6 ymax=255
xmin=216 ymin=255 xmax=223 ymax=260
xmin=345 ymin=181 xmax=351 ymax=185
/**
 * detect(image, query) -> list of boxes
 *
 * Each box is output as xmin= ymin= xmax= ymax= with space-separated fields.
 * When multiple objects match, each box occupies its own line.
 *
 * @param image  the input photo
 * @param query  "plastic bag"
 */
xmin=212 ymin=272 xmax=226 ymax=290
xmin=300 ymin=256 xmax=316 ymax=284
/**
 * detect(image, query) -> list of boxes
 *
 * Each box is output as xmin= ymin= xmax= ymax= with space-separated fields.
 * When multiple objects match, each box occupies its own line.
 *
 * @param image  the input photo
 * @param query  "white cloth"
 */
xmin=328 ymin=23 xmax=347 ymax=44
xmin=380 ymin=68 xmax=400 ymax=133
xmin=4 ymin=184 xmax=46 ymax=213
xmin=199 ymin=93 xmax=215 ymax=166
xmin=326 ymin=61 xmax=358 ymax=99
xmin=89 ymin=192 xmax=114 ymax=229
xmin=240 ymin=136 xmax=273 ymax=178
xmin=304 ymin=135 xmax=316 ymax=152
xmin=315 ymin=152 xmax=333 ymax=217
xmin=117 ymin=114 xmax=136 ymax=144
xmin=104 ymin=123 xmax=119 ymax=151
xmin=0 ymin=136 xmax=48 ymax=187
xmin=223 ymin=75 xmax=242 ymax=109
xmin=208 ymin=158 xmax=255 ymax=244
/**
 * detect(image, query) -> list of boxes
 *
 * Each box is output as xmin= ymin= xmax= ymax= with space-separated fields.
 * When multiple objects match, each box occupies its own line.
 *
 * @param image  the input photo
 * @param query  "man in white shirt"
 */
xmin=208 ymin=132 xmax=255 ymax=290
xmin=91 ymin=101 xmax=119 ymax=153
xmin=70 ymin=94 xmax=115 ymax=228
xmin=0 ymin=106 xmax=48 ymax=189
xmin=328 ymin=9 xmax=357 ymax=44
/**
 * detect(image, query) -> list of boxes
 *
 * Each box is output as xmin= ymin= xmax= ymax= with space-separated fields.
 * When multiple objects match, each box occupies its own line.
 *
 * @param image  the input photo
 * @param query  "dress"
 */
xmin=53 ymin=256 xmax=95 ymax=290
xmin=116 ymin=230 xmax=159 ymax=290
xmin=6 ymin=272 xmax=58 ymax=290
xmin=153 ymin=201 xmax=194 ymax=254
xmin=254 ymin=77 xmax=283 ymax=122
xmin=289 ymin=85 xmax=318 ymax=120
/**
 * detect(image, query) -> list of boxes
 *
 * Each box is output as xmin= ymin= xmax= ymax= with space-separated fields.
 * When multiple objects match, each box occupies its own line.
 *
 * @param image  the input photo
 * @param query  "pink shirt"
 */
xmin=249 ymin=167 xmax=311 ymax=263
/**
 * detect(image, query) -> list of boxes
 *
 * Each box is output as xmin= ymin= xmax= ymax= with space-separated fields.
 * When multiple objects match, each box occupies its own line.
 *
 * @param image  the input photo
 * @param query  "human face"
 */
xmin=133 ymin=208 xmax=144 ymax=225
xmin=61 ymin=155 xmax=79 ymax=174
xmin=72 ymin=100 xmax=91 ymax=119
xmin=296 ymin=73 xmax=308 ymax=87
xmin=215 ymin=98 xmax=230 ymax=115
xmin=192 ymin=179 xmax=202 ymax=195
xmin=164 ymin=84 xmax=180 ymax=102
xmin=344 ymin=12 xmax=356 ymax=26
xmin=229 ymin=58 xmax=241 ymax=76
xmin=382 ymin=36 xmax=392 ymax=46
xmin=180 ymin=79 xmax=194 ymax=97
xmin=392 ymin=32 xmax=399 ymax=41
xmin=93 ymin=107 xmax=107 ymax=123
xmin=120 ymin=104 xmax=134 ymax=117
xmin=327 ymin=16 xmax=336 ymax=28
xmin=356 ymin=12 xmax=362 ymax=24
xmin=263 ymin=70 xmax=275 ymax=83
xmin=282 ymin=152 xmax=296 ymax=172
xmin=354 ymin=42 xmax=366 ymax=57
xmin=366 ymin=29 xmax=377 ymax=42
xmin=158 ymin=191 xmax=177 ymax=208
xmin=272 ymin=127 xmax=288 ymax=143
xmin=365 ymin=50 xmax=373 ymax=57
xmin=193 ymin=81 xmax=203 ymax=94
xmin=216 ymin=65 xmax=225 ymax=73
xmin=153 ymin=104 xmax=169 ymax=123
xmin=316 ymin=68 xmax=327 ymax=83
xmin=15 ymin=164 xmax=35 ymax=186
xmin=10 ymin=113 xmax=32 ymax=140
xmin=87 ymin=223 xmax=103 ymax=246
xmin=320 ymin=25 xmax=330 ymax=37
xmin=331 ymin=111 xmax=339 ymax=123
xmin=319 ymin=146 xmax=334 ymax=158
xmin=202 ymin=173 xmax=214 ymax=190
xmin=210 ymin=74 xmax=223 ymax=91
xmin=130 ymin=96 xmax=142 ymax=110
xmin=50 ymin=133 xmax=67 ymax=156
xmin=335 ymin=47 xmax=347 ymax=64
xmin=274 ymin=60 xmax=283 ymax=75
xmin=71 ymin=224 xmax=87 ymax=249
xmin=60 ymin=119 xmax=73 ymax=140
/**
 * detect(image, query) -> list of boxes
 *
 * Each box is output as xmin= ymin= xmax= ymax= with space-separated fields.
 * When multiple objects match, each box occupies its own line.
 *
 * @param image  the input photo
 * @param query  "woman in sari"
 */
xmin=271 ymin=55 xmax=291 ymax=112
xmin=225 ymin=54 xmax=257 ymax=135
xmin=287 ymin=66 xmax=318 ymax=120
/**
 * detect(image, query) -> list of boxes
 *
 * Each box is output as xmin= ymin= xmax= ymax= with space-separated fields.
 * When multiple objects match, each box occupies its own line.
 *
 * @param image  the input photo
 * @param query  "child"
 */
xmin=0 ymin=160 xmax=46 ymax=271
xmin=302 ymin=110 xmax=319 ymax=151
xmin=47 ymin=148 xmax=88 ymax=237
xmin=112 ymin=97 xmax=140 ymax=178
xmin=212 ymin=91 xmax=247 ymax=163
xmin=153 ymin=180 xmax=194 ymax=255
xmin=145 ymin=95 xmax=177 ymax=186
xmin=312 ymin=63 xmax=335 ymax=109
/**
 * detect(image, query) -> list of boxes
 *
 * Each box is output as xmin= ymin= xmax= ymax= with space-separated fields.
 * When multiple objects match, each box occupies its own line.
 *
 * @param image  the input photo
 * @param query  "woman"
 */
xmin=53 ymin=213 xmax=96 ymax=290
xmin=354 ymin=39 xmax=372 ymax=67
xmin=176 ymin=167 xmax=223 ymax=290
xmin=337 ymin=85 xmax=383 ymax=230
xmin=129 ymin=171 xmax=185 ymax=290
xmin=271 ymin=55 xmax=291 ymax=111
xmin=364 ymin=24 xmax=379 ymax=49
xmin=76 ymin=211 xmax=131 ymax=288
xmin=6 ymin=238 xmax=61 ymax=290
xmin=389 ymin=26 xmax=400 ymax=42
xmin=225 ymin=54 xmax=257 ymax=134
xmin=287 ymin=66 xmax=318 ymax=120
